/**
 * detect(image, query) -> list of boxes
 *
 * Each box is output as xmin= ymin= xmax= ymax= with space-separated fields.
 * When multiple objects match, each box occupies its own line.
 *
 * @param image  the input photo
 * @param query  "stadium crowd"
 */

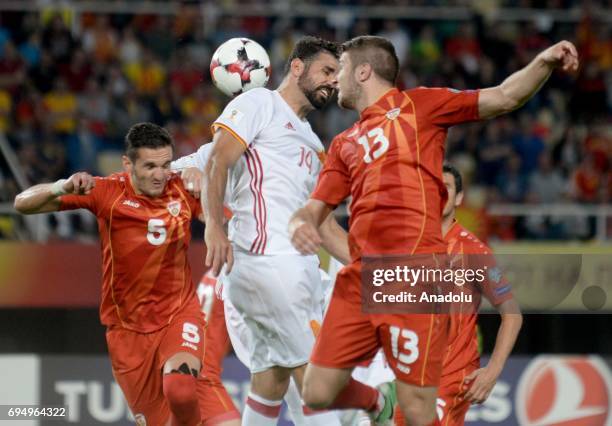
xmin=0 ymin=3 xmax=610 ymax=240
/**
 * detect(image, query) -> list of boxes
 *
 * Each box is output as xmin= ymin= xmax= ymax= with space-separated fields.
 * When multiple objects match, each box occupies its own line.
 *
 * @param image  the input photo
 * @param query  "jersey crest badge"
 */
xmin=385 ymin=107 xmax=401 ymax=120
xmin=284 ymin=122 xmax=296 ymax=131
xmin=167 ymin=200 xmax=181 ymax=217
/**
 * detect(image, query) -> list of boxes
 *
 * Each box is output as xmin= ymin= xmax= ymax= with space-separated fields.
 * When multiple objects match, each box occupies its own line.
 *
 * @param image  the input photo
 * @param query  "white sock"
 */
xmin=284 ymin=379 xmax=306 ymax=425
xmin=302 ymin=410 xmax=342 ymax=426
xmin=243 ymin=392 xmax=282 ymax=426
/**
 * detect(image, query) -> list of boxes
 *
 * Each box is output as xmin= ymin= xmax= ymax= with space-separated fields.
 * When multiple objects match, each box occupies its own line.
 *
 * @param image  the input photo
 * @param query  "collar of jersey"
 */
xmin=360 ymin=87 xmax=400 ymax=121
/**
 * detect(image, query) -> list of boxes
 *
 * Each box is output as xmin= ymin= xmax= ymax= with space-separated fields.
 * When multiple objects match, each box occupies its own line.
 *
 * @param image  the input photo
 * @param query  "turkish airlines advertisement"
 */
xmin=0 ymin=355 xmax=610 ymax=425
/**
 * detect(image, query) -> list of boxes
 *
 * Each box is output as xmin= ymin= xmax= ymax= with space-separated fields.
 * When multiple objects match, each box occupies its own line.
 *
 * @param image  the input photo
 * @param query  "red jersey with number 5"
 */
xmin=312 ymin=87 xmax=479 ymax=259
xmin=59 ymin=172 xmax=202 ymax=332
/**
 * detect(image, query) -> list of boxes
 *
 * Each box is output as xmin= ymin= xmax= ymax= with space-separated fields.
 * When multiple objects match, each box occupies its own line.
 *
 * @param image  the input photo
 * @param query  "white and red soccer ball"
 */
xmin=210 ymin=38 xmax=271 ymax=97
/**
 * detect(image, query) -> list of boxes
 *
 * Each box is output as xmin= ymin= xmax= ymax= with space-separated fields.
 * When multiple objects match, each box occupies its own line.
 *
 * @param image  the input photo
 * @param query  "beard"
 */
xmin=338 ymin=79 xmax=361 ymax=110
xmin=298 ymin=72 xmax=335 ymax=110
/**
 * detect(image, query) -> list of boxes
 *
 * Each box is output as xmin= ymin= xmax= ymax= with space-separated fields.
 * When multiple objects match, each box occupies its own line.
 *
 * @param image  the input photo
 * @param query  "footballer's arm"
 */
xmin=319 ymin=214 xmax=350 ymax=265
xmin=478 ymin=40 xmax=578 ymax=119
xmin=14 ymin=172 xmax=95 ymax=214
xmin=202 ymin=129 xmax=246 ymax=275
xmin=289 ymin=199 xmax=334 ymax=256
xmin=464 ymin=298 xmax=522 ymax=404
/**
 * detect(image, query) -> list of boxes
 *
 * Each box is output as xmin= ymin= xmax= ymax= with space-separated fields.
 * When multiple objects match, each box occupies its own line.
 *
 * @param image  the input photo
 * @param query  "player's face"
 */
xmin=124 ymin=146 xmax=173 ymax=197
xmin=337 ymin=52 xmax=361 ymax=110
xmin=298 ymin=52 xmax=339 ymax=109
xmin=442 ymin=172 xmax=463 ymax=218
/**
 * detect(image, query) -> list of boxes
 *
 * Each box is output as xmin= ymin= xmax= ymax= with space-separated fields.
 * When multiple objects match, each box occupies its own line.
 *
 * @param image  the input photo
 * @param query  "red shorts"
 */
xmin=198 ymin=294 xmax=240 ymax=425
xmin=106 ymin=303 xmax=206 ymax=426
xmin=311 ymin=263 xmax=449 ymax=387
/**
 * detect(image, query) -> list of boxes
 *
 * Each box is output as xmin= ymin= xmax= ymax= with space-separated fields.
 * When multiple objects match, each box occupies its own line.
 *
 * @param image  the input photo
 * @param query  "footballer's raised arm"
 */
xmin=14 ymin=172 xmax=95 ymax=214
xmin=478 ymin=40 xmax=578 ymax=119
xmin=202 ymin=129 xmax=246 ymax=276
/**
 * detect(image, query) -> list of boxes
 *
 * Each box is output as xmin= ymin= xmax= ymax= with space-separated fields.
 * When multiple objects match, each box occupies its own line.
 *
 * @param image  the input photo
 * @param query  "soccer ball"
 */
xmin=210 ymin=38 xmax=271 ymax=97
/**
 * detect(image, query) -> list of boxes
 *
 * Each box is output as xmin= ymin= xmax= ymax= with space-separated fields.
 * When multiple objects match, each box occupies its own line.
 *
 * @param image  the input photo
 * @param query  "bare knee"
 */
xmin=302 ymin=365 xmax=350 ymax=409
xmin=251 ymin=367 xmax=291 ymax=401
xmin=301 ymin=376 xmax=335 ymax=409
xmin=397 ymin=384 xmax=438 ymax=426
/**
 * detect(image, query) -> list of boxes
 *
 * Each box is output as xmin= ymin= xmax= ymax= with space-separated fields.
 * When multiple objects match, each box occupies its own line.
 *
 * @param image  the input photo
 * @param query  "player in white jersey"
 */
xmin=202 ymin=37 xmax=345 ymax=426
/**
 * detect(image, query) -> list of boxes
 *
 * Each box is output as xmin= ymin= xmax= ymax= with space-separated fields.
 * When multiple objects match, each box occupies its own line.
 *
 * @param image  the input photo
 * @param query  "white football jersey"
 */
xmin=211 ymin=87 xmax=325 ymax=255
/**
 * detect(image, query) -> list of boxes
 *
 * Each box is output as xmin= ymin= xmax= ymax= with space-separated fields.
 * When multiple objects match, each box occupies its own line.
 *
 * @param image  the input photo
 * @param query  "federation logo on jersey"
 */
xmin=385 ymin=107 xmax=401 ymax=120
xmin=167 ymin=200 xmax=181 ymax=217
xmin=227 ymin=108 xmax=244 ymax=124
xmin=284 ymin=121 xmax=296 ymax=131
xmin=134 ymin=414 xmax=147 ymax=426
xmin=516 ymin=356 xmax=612 ymax=426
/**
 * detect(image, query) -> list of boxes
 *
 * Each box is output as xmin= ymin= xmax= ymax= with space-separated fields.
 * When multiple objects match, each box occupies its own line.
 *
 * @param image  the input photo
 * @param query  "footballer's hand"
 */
xmin=205 ymin=223 xmax=233 ymax=276
xmin=462 ymin=367 xmax=498 ymax=404
xmin=289 ymin=219 xmax=322 ymax=255
xmin=180 ymin=167 xmax=203 ymax=198
xmin=65 ymin=172 xmax=95 ymax=195
xmin=540 ymin=40 xmax=579 ymax=73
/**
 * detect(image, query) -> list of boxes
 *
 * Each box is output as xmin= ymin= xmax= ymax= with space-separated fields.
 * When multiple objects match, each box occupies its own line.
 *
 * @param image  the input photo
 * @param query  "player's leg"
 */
xmin=198 ymin=283 xmax=241 ymax=426
xmin=378 ymin=314 xmax=450 ymax=426
xmin=106 ymin=327 xmax=170 ymax=426
xmin=303 ymin=272 xmax=394 ymax=422
xmin=289 ymin=364 xmax=342 ymax=426
xmin=159 ymin=307 xmax=207 ymax=426
xmin=224 ymin=251 xmax=321 ymax=425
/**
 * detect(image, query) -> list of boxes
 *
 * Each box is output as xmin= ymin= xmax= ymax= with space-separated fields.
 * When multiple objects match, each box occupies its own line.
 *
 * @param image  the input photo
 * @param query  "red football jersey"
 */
xmin=312 ymin=87 xmax=480 ymax=259
xmin=442 ymin=221 xmax=513 ymax=375
xmin=60 ymin=172 xmax=202 ymax=333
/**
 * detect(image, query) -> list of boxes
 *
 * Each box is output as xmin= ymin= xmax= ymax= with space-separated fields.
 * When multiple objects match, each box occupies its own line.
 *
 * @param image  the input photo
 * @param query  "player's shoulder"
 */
xmin=233 ymin=87 xmax=274 ymax=104
xmin=455 ymin=225 xmax=492 ymax=254
xmin=96 ymin=172 xmax=128 ymax=188
xmin=334 ymin=122 xmax=360 ymax=143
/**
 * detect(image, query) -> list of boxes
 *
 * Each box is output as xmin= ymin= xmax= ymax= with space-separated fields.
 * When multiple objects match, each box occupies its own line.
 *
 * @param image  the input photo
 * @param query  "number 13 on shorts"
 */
xmin=389 ymin=326 xmax=419 ymax=374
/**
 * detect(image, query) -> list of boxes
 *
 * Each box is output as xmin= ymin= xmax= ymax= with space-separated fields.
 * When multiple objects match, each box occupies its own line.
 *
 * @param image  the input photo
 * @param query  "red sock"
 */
xmin=163 ymin=374 xmax=201 ymax=426
xmin=327 ymin=378 xmax=379 ymax=411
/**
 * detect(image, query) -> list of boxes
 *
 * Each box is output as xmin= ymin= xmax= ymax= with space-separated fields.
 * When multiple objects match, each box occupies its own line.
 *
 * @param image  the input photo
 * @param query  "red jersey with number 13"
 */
xmin=60 ymin=172 xmax=202 ymax=333
xmin=312 ymin=87 xmax=480 ymax=259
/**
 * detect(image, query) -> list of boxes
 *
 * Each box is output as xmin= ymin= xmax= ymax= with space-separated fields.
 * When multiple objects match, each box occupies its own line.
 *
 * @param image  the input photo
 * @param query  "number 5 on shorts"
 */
xmin=182 ymin=322 xmax=201 ymax=344
xmin=390 ymin=326 xmax=419 ymax=373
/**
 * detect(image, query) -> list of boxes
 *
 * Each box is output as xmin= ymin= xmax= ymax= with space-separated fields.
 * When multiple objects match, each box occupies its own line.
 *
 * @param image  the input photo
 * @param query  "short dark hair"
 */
xmin=341 ymin=36 xmax=399 ymax=84
xmin=284 ymin=36 xmax=340 ymax=75
xmin=125 ymin=122 xmax=174 ymax=162
xmin=443 ymin=163 xmax=463 ymax=194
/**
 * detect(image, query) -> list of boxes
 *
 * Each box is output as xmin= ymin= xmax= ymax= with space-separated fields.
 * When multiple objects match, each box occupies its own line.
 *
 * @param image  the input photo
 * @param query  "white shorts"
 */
xmin=222 ymin=249 xmax=323 ymax=373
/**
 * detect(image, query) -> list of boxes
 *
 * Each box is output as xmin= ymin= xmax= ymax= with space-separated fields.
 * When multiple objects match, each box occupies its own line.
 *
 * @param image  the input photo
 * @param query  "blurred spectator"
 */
xmin=477 ymin=122 xmax=513 ymax=185
xmin=83 ymin=15 xmax=118 ymax=65
xmin=124 ymin=48 xmax=166 ymax=98
xmin=377 ymin=19 xmax=410 ymax=65
xmin=0 ymin=41 xmax=26 ymax=95
xmin=42 ymin=78 xmax=77 ymax=135
xmin=18 ymin=31 xmax=41 ymax=68
xmin=411 ymin=25 xmax=441 ymax=74
xmin=59 ymin=49 xmax=92 ymax=93
xmin=572 ymin=153 xmax=605 ymax=203
xmin=512 ymin=113 xmax=545 ymax=175
xmin=29 ymin=50 xmax=57 ymax=93
xmin=41 ymin=14 xmax=75 ymax=64
xmin=78 ymin=78 xmax=110 ymax=136
xmin=445 ymin=22 xmax=481 ymax=75
xmin=118 ymin=27 xmax=142 ymax=65
xmin=527 ymin=151 xmax=568 ymax=203
xmin=496 ymin=153 xmax=529 ymax=202
xmin=169 ymin=50 xmax=203 ymax=96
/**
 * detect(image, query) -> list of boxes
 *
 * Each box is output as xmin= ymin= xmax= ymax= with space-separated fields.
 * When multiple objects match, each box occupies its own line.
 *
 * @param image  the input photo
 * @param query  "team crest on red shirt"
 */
xmin=385 ymin=107 xmax=401 ymax=120
xmin=167 ymin=200 xmax=181 ymax=217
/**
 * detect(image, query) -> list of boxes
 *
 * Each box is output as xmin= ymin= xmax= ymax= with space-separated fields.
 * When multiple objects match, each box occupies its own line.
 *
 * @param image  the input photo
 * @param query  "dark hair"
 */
xmin=125 ymin=122 xmax=174 ymax=162
xmin=284 ymin=36 xmax=340 ymax=75
xmin=341 ymin=36 xmax=399 ymax=84
xmin=443 ymin=163 xmax=463 ymax=194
